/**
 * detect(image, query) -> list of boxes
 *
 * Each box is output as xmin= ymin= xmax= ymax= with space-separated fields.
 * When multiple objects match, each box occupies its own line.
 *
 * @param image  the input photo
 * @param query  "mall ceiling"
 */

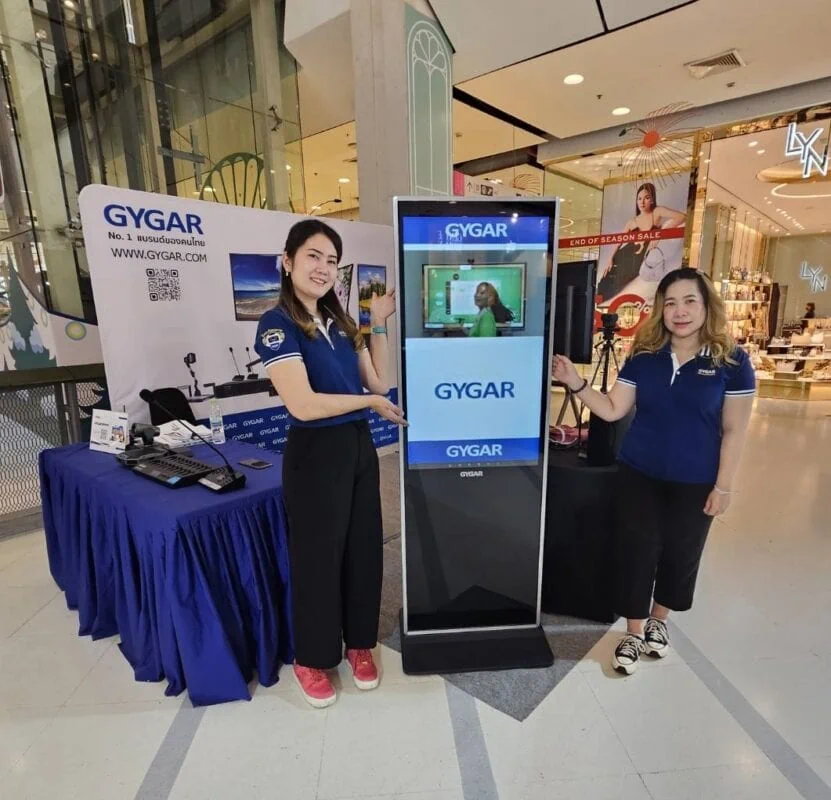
xmin=289 ymin=0 xmax=831 ymax=147
xmin=707 ymin=122 xmax=831 ymax=236
xmin=453 ymin=0 xmax=831 ymax=140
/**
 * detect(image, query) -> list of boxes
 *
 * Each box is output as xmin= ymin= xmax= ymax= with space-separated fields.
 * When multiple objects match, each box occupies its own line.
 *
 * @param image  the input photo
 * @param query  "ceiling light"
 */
xmin=564 ymin=74 xmax=584 ymax=85
xmin=612 ymin=107 xmax=631 ymax=116
xmin=748 ymin=140 xmax=758 ymax=147
xmin=704 ymin=158 xmax=711 ymax=164
xmin=311 ymin=205 xmax=321 ymax=210
xmin=757 ymin=149 xmax=766 ymax=155
xmin=63 ymin=0 xmax=75 ymax=7
xmin=270 ymin=169 xmax=275 ymax=175
xmin=338 ymin=177 xmax=350 ymax=184
xmin=285 ymin=164 xmax=292 ymax=170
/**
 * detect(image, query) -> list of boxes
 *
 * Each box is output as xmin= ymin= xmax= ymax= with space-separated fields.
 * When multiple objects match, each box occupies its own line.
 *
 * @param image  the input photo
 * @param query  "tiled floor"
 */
xmin=0 ymin=399 xmax=829 ymax=799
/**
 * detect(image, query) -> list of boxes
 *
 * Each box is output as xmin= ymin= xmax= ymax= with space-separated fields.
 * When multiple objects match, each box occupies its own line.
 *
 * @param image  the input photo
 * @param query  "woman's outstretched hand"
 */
xmin=552 ymin=354 xmax=582 ymax=391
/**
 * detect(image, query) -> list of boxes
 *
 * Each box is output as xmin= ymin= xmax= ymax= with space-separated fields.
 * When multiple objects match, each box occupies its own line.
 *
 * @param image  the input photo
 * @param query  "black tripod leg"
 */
xmin=555 ymin=387 xmax=571 ymax=426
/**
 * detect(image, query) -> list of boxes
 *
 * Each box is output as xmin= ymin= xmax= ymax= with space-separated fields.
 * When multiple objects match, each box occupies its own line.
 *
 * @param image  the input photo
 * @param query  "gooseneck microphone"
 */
xmin=139 ymin=389 xmax=246 ymax=492
xmin=229 ymin=347 xmax=245 ymax=382
xmin=244 ymin=347 xmax=259 ymax=379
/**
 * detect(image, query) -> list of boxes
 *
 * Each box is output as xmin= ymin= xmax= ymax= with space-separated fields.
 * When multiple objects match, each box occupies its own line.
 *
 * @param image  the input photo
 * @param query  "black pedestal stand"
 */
xmin=400 ymin=611 xmax=553 ymax=675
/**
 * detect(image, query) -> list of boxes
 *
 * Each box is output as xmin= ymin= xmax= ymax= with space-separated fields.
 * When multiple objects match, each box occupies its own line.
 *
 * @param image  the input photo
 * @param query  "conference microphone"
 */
xmin=138 ymin=389 xmax=246 ymax=493
xmin=228 ymin=347 xmax=245 ymax=382
xmin=244 ymin=347 xmax=259 ymax=379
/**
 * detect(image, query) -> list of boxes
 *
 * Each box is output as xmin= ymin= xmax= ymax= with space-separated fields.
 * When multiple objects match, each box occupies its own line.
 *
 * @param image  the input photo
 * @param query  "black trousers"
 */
xmin=282 ymin=420 xmax=383 ymax=669
xmin=614 ymin=463 xmax=714 ymax=620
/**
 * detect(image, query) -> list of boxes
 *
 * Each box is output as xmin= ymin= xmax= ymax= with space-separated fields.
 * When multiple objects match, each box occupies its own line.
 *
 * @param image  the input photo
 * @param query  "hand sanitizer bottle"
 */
xmin=209 ymin=398 xmax=226 ymax=445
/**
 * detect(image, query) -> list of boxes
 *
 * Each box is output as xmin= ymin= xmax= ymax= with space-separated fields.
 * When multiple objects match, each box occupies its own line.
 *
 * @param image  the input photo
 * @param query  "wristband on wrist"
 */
xmin=371 ymin=325 xmax=387 ymax=335
xmin=572 ymin=378 xmax=589 ymax=394
xmin=713 ymin=486 xmax=734 ymax=495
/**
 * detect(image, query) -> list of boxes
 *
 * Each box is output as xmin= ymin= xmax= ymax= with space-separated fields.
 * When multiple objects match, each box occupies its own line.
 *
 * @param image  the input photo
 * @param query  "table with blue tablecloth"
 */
xmin=39 ymin=441 xmax=293 ymax=706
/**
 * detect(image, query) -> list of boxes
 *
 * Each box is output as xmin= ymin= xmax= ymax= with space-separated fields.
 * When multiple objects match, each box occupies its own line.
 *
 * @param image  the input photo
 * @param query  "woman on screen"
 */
xmin=469 ymin=282 xmax=514 ymax=337
xmin=553 ymin=268 xmax=754 ymax=676
xmin=597 ymin=183 xmax=686 ymax=304
xmin=254 ymin=219 xmax=405 ymax=709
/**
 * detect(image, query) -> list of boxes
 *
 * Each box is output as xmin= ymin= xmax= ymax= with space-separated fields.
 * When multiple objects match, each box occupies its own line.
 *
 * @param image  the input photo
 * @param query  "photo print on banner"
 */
xmin=559 ymin=171 xmax=690 ymax=336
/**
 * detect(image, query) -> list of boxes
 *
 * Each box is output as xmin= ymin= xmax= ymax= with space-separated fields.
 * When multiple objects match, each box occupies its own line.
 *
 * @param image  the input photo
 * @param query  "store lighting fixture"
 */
xmin=63 ymin=0 xmax=75 ymax=8
xmin=338 ymin=177 xmax=350 ymax=183
xmin=612 ymin=107 xmax=631 ymax=116
xmin=564 ymin=74 xmax=584 ymax=85
xmin=748 ymin=141 xmax=759 ymax=147
xmin=286 ymin=164 xmax=292 ymax=170
xmin=311 ymin=205 xmax=321 ymax=211
xmin=757 ymin=149 xmax=765 ymax=155
xmin=771 ymin=182 xmax=831 ymax=200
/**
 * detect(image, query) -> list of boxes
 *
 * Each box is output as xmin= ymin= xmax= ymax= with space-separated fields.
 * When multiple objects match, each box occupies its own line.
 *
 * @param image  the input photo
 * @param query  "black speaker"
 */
xmin=586 ymin=408 xmax=635 ymax=467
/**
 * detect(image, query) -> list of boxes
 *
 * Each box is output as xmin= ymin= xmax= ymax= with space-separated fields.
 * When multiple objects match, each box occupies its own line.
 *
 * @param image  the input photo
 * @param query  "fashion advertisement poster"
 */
xmin=558 ymin=172 xmax=690 ymax=335
xmin=596 ymin=173 xmax=689 ymax=331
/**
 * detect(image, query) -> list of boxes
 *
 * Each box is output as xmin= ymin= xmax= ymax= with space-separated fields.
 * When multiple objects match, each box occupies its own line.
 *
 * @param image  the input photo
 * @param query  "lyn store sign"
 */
xmin=801 ymin=261 xmax=828 ymax=293
xmin=785 ymin=123 xmax=830 ymax=179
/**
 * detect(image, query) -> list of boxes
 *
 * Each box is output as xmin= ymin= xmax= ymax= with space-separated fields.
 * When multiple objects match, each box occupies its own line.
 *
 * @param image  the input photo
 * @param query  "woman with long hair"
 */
xmin=254 ymin=219 xmax=405 ymax=707
xmin=553 ymin=268 xmax=755 ymax=675
xmin=597 ymin=182 xmax=687 ymax=303
xmin=470 ymin=281 xmax=514 ymax=337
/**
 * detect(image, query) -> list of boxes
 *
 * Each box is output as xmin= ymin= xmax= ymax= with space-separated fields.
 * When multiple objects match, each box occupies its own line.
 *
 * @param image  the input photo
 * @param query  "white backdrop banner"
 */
xmin=78 ymin=185 xmax=399 ymax=452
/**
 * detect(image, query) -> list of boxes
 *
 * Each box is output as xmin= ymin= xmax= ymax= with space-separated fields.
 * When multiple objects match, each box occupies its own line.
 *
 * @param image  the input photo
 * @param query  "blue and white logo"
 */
xmin=402 ymin=216 xmax=549 ymax=250
xmin=434 ymin=381 xmax=516 ymax=400
xmin=405 ymin=337 xmax=544 ymax=468
xmin=103 ymin=204 xmax=204 ymax=235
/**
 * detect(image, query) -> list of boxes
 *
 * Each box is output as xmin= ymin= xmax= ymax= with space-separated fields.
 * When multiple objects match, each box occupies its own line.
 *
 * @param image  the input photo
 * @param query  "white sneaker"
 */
xmin=612 ymin=634 xmax=645 ymax=675
xmin=644 ymin=617 xmax=670 ymax=658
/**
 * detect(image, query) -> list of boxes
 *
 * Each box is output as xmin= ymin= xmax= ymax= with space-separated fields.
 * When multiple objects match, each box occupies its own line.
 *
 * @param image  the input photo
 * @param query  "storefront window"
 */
xmin=0 ymin=0 xmax=304 ymax=321
xmin=698 ymin=113 xmax=831 ymax=397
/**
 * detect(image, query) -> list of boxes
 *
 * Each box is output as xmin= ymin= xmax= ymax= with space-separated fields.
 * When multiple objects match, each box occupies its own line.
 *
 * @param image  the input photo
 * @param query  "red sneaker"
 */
xmin=293 ymin=664 xmax=336 ymax=708
xmin=345 ymin=648 xmax=380 ymax=690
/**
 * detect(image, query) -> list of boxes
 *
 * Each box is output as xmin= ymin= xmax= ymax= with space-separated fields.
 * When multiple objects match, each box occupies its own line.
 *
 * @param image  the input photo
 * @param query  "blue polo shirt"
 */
xmin=253 ymin=307 xmax=367 ymax=428
xmin=616 ymin=344 xmax=755 ymax=484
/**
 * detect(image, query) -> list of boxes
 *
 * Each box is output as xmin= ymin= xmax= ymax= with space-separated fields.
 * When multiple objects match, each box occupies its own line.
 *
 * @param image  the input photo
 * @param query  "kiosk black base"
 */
xmin=399 ymin=611 xmax=553 ymax=675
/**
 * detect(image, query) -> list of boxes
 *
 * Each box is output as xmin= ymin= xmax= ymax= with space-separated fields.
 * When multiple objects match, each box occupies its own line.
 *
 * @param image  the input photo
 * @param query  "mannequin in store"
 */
xmin=553 ymin=268 xmax=755 ymax=675
xmin=254 ymin=219 xmax=405 ymax=708
xmin=597 ymin=182 xmax=686 ymax=305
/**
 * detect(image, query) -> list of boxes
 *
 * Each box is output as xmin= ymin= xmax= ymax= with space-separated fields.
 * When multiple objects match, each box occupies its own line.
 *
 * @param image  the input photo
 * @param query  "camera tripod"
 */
xmin=554 ymin=321 xmax=621 ymax=430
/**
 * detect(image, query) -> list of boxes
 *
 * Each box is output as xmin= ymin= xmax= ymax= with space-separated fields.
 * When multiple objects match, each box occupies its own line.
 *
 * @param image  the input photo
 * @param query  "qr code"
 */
xmin=146 ymin=268 xmax=181 ymax=302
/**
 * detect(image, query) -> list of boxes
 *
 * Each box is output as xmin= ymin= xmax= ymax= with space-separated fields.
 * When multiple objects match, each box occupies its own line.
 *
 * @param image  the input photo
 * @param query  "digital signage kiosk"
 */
xmin=395 ymin=197 xmax=559 ymax=674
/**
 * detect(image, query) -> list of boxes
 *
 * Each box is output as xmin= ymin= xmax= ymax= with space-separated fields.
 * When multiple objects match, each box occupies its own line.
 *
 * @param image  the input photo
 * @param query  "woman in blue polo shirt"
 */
xmin=553 ymin=268 xmax=755 ymax=675
xmin=254 ymin=219 xmax=404 ymax=708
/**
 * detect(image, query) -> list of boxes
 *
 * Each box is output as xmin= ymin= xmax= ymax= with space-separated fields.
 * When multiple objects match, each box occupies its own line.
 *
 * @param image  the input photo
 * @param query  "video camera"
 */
xmin=599 ymin=312 xmax=619 ymax=341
